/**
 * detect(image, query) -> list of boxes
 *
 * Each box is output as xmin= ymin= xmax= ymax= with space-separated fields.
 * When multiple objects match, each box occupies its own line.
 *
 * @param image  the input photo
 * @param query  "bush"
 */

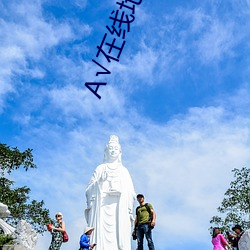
xmin=0 ymin=234 xmax=14 ymax=247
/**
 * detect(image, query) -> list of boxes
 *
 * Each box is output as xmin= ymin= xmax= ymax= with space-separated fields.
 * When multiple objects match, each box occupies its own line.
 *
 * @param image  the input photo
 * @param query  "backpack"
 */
xmin=136 ymin=203 xmax=154 ymax=229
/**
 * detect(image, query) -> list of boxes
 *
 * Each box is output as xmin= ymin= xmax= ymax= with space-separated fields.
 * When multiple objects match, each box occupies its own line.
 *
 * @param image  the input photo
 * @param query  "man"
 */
xmin=230 ymin=225 xmax=244 ymax=250
xmin=133 ymin=194 xmax=156 ymax=250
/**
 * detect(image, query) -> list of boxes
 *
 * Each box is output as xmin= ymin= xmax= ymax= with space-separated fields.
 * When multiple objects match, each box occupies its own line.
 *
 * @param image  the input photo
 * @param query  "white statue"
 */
xmin=0 ymin=202 xmax=15 ymax=235
xmin=239 ymin=229 xmax=250 ymax=250
xmin=85 ymin=135 xmax=136 ymax=250
xmin=13 ymin=220 xmax=38 ymax=250
xmin=0 ymin=203 xmax=38 ymax=250
xmin=0 ymin=202 xmax=11 ymax=218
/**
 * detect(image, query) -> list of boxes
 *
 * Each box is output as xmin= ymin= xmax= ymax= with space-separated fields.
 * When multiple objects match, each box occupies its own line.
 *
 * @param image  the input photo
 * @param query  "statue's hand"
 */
xmin=86 ymin=195 xmax=95 ymax=209
xmin=88 ymin=201 xmax=93 ymax=208
xmin=101 ymin=171 xmax=108 ymax=181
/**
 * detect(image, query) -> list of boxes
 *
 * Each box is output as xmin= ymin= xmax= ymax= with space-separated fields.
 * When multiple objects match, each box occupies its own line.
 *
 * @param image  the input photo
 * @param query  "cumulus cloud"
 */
xmin=10 ymin=88 xmax=250 ymax=249
xmin=48 ymin=84 xmax=126 ymax=120
xmin=0 ymin=0 xmax=74 ymax=111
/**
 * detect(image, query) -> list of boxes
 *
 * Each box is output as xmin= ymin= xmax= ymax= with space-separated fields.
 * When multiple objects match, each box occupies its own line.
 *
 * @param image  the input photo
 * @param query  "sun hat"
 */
xmin=84 ymin=227 xmax=95 ymax=234
xmin=55 ymin=212 xmax=63 ymax=218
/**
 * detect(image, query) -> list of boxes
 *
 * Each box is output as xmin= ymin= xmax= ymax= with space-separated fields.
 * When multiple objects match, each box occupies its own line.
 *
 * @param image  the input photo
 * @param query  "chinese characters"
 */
xmin=85 ymin=0 xmax=143 ymax=99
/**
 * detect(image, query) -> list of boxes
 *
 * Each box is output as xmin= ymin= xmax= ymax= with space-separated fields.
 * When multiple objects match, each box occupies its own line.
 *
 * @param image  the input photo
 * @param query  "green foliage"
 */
xmin=210 ymin=167 xmax=250 ymax=232
xmin=0 ymin=144 xmax=36 ymax=175
xmin=0 ymin=143 xmax=52 ymax=233
xmin=0 ymin=234 xmax=14 ymax=246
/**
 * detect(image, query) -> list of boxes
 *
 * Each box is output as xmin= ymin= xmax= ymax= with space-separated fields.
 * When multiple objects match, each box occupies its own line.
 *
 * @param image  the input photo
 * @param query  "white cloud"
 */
xmin=1 ymin=2 xmax=73 ymax=57
xmin=73 ymin=0 xmax=88 ymax=9
xmin=48 ymin=84 xmax=126 ymax=120
xmin=196 ymin=20 xmax=235 ymax=63
xmin=126 ymin=43 xmax=158 ymax=85
xmin=10 ymin=96 xmax=250 ymax=249
xmin=0 ymin=1 xmax=74 ymax=110
xmin=132 ymin=5 xmax=243 ymax=79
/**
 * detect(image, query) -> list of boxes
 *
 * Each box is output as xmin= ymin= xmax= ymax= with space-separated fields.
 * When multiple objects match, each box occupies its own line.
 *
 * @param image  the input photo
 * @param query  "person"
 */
xmin=211 ymin=227 xmax=232 ymax=250
xmin=230 ymin=225 xmax=244 ymax=250
xmin=133 ymin=194 xmax=156 ymax=250
xmin=79 ymin=227 xmax=96 ymax=250
xmin=226 ymin=231 xmax=238 ymax=249
xmin=85 ymin=135 xmax=136 ymax=250
xmin=48 ymin=212 xmax=66 ymax=250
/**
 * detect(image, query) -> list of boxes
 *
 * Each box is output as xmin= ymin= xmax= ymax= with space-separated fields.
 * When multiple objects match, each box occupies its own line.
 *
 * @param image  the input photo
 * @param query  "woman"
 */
xmin=49 ymin=212 xmax=66 ymax=250
xmin=212 ymin=227 xmax=232 ymax=250
xmin=79 ymin=227 xmax=96 ymax=250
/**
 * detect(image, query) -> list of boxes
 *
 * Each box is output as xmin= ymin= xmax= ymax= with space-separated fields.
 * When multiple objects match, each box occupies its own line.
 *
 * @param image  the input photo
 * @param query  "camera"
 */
xmin=132 ymin=231 xmax=137 ymax=240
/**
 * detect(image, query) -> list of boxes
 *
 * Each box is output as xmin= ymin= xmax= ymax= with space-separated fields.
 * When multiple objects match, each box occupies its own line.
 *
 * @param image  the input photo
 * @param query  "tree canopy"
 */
xmin=210 ymin=167 xmax=250 ymax=232
xmin=0 ymin=144 xmax=36 ymax=175
xmin=0 ymin=143 xmax=52 ymax=233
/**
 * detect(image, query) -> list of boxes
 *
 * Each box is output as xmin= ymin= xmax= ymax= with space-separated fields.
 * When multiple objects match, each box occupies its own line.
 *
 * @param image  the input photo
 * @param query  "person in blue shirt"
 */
xmin=79 ymin=227 xmax=96 ymax=250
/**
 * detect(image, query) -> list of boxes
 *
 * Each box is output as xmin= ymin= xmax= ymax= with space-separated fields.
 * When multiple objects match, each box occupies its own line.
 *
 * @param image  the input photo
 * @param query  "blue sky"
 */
xmin=1 ymin=0 xmax=250 ymax=249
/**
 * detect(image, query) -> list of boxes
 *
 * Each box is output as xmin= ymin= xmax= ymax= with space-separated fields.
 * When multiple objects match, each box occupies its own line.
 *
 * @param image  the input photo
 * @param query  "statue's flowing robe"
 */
xmin=239 ymin=229 xmax=250 ymax=250
xmin=85 ymin=163 xmax=136 ymax=250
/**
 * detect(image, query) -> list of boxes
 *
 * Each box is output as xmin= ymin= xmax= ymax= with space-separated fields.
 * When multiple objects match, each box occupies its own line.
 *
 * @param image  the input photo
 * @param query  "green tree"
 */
xmin=0 ymin=143 xmax=52 ymax=233
xmin=210 ymin=167 xmax=250 ymax=232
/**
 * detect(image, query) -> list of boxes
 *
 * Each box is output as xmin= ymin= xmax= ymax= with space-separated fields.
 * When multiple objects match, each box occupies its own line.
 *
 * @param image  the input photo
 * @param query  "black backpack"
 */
xmin=136 ymin=203 xmax=154 ymax=229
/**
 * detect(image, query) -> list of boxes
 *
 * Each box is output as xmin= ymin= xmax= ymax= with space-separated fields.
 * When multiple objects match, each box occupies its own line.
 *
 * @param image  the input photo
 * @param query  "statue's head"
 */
xmin=104 ymin=135 xmax=122 ymax=163
xmin=0 ymin=202 xmax=10 ymax=218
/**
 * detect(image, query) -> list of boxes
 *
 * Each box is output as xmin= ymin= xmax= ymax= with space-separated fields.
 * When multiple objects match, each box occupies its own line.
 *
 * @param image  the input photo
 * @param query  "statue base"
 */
xmin=1 ymin=245 xmax=26 ymax=250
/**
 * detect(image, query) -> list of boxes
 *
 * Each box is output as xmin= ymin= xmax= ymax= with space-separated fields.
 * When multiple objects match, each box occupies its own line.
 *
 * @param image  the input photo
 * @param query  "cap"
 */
xmin=232 ymin=225 xmax=243 ymax=231
xmin=136 ymin=194 xmax=144 ymax=198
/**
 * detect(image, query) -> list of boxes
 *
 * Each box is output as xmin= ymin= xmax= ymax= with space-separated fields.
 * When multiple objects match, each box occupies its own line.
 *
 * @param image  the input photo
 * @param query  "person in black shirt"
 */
xmin=229 ymin=225 xmax=244 ymax=250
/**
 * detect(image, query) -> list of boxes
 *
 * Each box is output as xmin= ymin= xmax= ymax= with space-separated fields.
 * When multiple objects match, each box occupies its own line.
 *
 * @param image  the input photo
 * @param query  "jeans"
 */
xmin=136 ymin=223 xmax=155 ymax=250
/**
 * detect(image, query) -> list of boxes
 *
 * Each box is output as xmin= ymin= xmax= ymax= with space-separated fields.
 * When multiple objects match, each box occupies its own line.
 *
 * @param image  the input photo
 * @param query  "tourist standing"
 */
xmin=211 ymin=227 xmax=232 ymax=250
xmin=79 ymin=227 xmax=96 ymax=250
xmin=48 ymin=212 xmax=65 ymax=250
xmin=133 ymin=194 xmax=156 ymax=250
xmin=231 ymin=225 xmax=244 ymax=250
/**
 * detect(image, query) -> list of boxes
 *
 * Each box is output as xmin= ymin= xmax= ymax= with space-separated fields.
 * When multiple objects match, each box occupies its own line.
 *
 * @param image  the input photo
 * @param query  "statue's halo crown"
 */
xmin=108 ymin=135 xmax=119 ymax=144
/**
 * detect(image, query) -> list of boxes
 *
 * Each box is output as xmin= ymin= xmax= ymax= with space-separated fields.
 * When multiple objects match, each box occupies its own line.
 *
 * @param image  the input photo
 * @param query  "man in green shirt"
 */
xmin=133 ymin=194 xmax=156 ymax=250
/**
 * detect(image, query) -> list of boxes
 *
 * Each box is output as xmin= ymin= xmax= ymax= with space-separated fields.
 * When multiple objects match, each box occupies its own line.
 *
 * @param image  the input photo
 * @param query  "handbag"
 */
xmin=62 ymin=231 xmax=69 ymax=242
xmin=46 ymin=224 xmax=52 ymax=232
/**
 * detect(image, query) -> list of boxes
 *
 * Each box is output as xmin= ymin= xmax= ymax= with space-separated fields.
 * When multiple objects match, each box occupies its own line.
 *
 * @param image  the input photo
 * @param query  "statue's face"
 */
xmin=107 ymin=142 xmax=121 ymax=160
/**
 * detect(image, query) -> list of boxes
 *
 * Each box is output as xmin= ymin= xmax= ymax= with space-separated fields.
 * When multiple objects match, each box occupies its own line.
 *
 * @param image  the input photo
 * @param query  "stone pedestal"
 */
xmin=2 ymin=246 xmax=26 ymax=250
